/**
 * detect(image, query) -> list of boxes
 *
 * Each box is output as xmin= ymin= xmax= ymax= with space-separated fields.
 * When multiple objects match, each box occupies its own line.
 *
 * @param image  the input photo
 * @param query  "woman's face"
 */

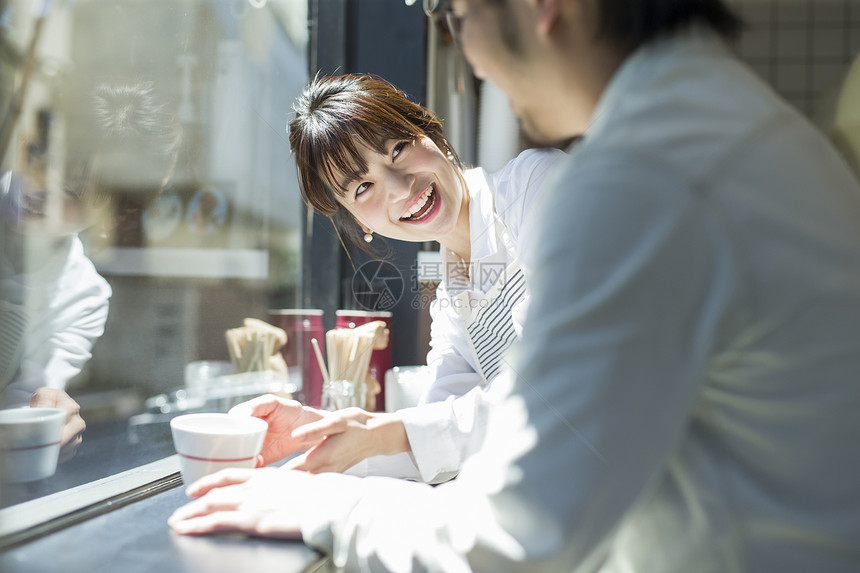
xmin=332 ymin=135 xmax=467 ymax=244
xmin=6 ymin=174 xmax=94 ymax=239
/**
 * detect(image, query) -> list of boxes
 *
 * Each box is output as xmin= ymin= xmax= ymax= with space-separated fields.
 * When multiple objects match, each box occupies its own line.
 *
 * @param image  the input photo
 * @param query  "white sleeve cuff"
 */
xmin=298 ymin=472 xmax=365 ymax=553
xmin=401 ymin=399 xmax=460 ymax=483
xmin=344 ymin=452 xmax=424 ymax=481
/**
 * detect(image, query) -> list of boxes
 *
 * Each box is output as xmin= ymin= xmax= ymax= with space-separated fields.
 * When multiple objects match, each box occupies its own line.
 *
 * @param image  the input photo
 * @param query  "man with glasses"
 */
xmin=171 ymin=1 xmax=860 ymax=571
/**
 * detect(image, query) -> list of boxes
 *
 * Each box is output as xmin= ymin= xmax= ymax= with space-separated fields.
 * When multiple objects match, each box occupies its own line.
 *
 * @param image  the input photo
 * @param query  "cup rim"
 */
xmin=0 ymin=407 xmax=67 ymax=425
xmin=268 ymin=308 xmax=324 ymax=316
xmin=335 ymin=310 xmax=392 ymax=318
xmin=169 ymin=412 xmax=267 ymax=435
xmin=389 ymin=365 xmax=426 ymax=373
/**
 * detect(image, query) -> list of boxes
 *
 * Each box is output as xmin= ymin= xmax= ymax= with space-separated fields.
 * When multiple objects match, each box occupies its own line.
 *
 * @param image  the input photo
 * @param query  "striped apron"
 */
xmin=449 ymin=213 xmax=525 ymax=385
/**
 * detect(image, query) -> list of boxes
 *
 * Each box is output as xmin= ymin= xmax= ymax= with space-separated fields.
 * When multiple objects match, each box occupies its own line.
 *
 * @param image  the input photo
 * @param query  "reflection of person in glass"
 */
xmin=0 ymin=80 xmax=181 ymax=463
xmin=0 ymin=167 xmax=108 ymax=463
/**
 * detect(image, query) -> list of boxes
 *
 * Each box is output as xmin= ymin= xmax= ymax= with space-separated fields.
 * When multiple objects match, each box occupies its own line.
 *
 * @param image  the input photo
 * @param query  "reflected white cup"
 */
xmin=170 ymin=413 xmax=268 ymax=485
xmin=0 ymin=407 xmax=66 ymax=483
xmin=384 ymin=366 xmax=432 ymax=412
xmin=184 ymin=360 xmax=234 ymax=391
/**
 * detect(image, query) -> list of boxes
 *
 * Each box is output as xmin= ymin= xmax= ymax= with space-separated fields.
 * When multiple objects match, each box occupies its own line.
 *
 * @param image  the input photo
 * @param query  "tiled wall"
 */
xmin=727 ymin=0 xmax=860 ymax=118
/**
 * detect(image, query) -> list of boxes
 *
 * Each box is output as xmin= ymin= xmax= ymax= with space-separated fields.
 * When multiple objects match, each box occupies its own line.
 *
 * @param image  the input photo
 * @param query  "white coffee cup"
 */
xmin=0 ymin=407 xmax=66 ymax=483
xmin=384 ymin=366 xmax=432 ymax=412
xmin=170 ymin=413 xmax=268 ymax=485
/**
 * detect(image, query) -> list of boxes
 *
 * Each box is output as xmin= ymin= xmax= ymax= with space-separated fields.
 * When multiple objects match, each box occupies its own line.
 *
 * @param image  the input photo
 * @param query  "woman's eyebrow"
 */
xmin=337 ymin=159 xmax=372 ymax=191
xmin=335 ymin=137 xmax=390 ymax=191
xmin=339 ymin=173 xmax=361 ymax=191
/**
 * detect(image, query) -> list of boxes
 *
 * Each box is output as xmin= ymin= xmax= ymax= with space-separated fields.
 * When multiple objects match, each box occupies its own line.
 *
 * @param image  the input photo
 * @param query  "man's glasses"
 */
xmin=423 ymin=0 xmax=463 ymax=46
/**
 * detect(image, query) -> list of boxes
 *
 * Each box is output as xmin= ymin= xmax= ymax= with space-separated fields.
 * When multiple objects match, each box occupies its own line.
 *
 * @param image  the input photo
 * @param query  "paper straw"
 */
xmin=326 ymin=330 xmax=338 ymax=380
xmin=346 ymin=333 xmax=359 ymax=381
xmin=311 ymin=338 xmax=330 ymax=384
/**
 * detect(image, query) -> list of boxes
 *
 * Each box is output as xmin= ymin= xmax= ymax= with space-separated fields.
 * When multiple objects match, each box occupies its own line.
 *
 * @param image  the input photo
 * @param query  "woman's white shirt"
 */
xmin=349 ymin=148 xmax=566 ymax=483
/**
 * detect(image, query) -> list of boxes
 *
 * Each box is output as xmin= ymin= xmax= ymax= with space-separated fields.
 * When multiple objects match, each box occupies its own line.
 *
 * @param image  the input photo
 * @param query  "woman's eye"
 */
xmin=355 ymin=182 xmax=371 ymax=198
xmin=392 ymin=140 xmax=409 ymax=160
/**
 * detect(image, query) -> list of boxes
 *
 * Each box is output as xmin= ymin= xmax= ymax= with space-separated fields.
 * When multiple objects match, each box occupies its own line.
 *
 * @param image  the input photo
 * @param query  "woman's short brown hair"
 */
xmin=288 ymin=74 xmax=461 ymax=247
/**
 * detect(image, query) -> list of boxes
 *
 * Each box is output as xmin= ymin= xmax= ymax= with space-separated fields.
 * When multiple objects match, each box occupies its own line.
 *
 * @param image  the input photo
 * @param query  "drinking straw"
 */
xmin=346 ymin=332 xmax=359 ymax=382
xmin=311 ymin=338 xmax=330 ymax=384
xmin=326 ymin=330 xmax=338 ymax=380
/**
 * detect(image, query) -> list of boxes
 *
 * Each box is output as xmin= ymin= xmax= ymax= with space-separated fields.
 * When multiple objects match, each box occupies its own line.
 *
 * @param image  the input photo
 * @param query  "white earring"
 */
xmin=364 ymin=232 xmax=373 ymax=243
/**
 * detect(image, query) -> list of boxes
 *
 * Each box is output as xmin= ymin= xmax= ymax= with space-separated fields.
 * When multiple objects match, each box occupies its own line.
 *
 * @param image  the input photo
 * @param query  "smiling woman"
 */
xmin=202 ymin=73 xmax=566 ymax=485
xmin=289 ymin=74 xmax=466 ymax=253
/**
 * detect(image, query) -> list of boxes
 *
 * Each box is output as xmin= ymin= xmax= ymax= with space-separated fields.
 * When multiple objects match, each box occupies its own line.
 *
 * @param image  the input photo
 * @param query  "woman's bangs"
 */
xmin=321 ymin=148 xmax=365 ymax=198
xmin=316 ymin=115 xmax=416 ymax=197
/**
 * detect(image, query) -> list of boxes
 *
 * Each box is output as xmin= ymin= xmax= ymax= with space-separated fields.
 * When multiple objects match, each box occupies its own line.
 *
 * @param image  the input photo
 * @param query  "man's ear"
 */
xmin=535 ymin=0 xmax=562 ymax=36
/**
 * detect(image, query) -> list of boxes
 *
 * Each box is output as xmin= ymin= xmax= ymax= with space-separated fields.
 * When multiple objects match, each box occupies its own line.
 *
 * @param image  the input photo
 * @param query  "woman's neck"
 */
xmin=438 ymin=176 xmax=472 ymax=265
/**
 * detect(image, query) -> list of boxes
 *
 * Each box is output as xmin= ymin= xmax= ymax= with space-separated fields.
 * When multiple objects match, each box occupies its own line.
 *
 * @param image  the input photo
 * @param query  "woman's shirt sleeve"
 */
xmin=1 ymin=237 xmax=112 ymax=407
xmin=347 ymin=296 xmax=487 ymax=483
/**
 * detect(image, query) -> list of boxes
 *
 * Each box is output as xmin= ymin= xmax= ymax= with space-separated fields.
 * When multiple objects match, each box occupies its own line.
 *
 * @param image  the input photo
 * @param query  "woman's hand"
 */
xmin=228 ymin=394 xmax=325 ymax=467
xmin=168 ymin=467 xmax=306 ymax=538
xmin=287 ymin=408 xmax=409 ymax=474
xmin=30 ymin=388 xmax=85 ymax=463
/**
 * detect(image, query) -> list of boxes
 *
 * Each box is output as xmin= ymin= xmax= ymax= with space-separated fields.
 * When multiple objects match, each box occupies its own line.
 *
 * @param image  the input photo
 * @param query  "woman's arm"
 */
xmin=285 ymin=408 xmax=410 ymax=473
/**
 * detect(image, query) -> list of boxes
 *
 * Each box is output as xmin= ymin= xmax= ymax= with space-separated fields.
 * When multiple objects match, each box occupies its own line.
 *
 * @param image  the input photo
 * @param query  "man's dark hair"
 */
xmin=484 ymin=0 xmax=742 ymax=58
xmin=595 ymin=0 xmax=743 ymax=51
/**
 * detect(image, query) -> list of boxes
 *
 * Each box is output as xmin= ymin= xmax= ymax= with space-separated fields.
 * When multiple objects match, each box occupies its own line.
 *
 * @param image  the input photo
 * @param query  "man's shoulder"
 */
xmin=496 ymin=148 xmax=567 ymax=181
xmin=491 ymin=147 xmax=568 ymax=209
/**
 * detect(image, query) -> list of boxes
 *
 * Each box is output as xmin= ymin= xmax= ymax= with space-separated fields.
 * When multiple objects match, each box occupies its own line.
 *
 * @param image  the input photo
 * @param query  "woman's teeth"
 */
xmin=401 ymin=185 xmax=436 ymax=221
xmin=404 ymin=185 xmax=432 ymax=217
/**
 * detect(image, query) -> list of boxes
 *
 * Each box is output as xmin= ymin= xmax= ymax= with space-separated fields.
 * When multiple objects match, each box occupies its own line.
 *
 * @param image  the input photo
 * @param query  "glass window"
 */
xmin=1 ymin=0 xmax=307 ymax=509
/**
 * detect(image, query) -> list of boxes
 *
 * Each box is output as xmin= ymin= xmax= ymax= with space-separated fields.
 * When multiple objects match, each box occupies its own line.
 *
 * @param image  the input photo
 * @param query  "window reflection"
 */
xmin=0 ymin=0 xmax=307 ymax=508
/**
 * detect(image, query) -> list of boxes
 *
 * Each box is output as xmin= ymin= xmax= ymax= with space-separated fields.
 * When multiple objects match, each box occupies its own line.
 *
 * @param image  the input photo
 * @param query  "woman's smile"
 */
xmin=399 ymin=183 xmax=440 ymax=223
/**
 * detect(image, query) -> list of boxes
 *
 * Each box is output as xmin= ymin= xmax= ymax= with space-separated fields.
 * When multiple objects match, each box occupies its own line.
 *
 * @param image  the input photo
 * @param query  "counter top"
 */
xmin=0 ymin=477 xmax=330 ymax=573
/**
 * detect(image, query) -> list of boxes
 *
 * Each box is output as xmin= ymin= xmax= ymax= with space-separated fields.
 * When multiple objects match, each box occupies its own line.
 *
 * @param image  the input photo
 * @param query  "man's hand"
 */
xmin=30 ymin=388 xmax=85 ymax=463
xmin=168 ymin=467 xmax=306 ymax=539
